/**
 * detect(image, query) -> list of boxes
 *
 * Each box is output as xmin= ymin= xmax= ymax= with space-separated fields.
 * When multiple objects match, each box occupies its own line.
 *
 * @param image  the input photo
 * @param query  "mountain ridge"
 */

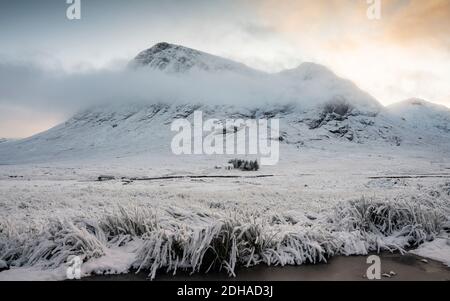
xmin=0 ymin=43 xmax=448 ymax=164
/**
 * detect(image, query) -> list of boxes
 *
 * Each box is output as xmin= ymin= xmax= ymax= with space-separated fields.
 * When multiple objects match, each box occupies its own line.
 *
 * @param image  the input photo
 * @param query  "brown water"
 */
xmin=81 ymin=253 xmax=450 ymax=281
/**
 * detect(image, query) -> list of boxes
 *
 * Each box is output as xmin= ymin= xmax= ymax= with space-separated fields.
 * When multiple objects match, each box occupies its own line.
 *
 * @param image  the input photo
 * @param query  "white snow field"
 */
xmin=0 ymin=43 xmax=449 ymax=280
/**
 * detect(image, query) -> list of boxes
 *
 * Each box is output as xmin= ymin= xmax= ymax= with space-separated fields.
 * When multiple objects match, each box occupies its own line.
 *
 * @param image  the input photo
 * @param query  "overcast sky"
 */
xmin=0 ymin=0 xmax=449 ymax=138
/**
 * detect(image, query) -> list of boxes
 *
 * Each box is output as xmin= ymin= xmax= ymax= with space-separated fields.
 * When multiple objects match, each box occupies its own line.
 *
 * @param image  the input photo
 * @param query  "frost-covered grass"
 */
xmin=1 ymin=196 xmax=448 ymax=280
xmin=0 ymin=148 xmax=449 ymax=280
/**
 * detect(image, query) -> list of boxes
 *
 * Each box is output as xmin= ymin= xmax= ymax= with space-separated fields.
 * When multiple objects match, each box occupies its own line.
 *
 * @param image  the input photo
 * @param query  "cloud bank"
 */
xmin=0 ymin=58 xmax=286 ymax=137
xmin=0 ymin=60 xmax=279 ymax=113
xmin=0 ymin=55 xmax=378 ymax=138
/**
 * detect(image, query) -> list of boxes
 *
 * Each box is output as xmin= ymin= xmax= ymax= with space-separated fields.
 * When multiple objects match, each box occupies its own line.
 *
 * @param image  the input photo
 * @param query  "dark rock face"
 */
xmin=323 ymin=99 xmax=353 ymax=116
xmin=309 ymin=99 xmax=355 ymax=130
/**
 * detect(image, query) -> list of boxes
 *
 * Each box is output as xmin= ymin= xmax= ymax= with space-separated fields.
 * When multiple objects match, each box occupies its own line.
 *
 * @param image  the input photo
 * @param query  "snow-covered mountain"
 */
xmin=0 ymin=43 xmax=448 ymax=164
xmin=129 ymin=43 xmax=399 ymax=145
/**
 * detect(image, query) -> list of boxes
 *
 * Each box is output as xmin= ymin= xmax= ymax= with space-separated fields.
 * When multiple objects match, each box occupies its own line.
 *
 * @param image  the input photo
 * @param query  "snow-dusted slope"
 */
xmin=0 ymin=43 xmax=448 ymax=164
xmin=0 ymin=101 xmax=404 ymax=164
xmin=0 ymin=103 xmax=186 ymax=163
xmin=388 ymin=98 xmax=450 ymax=134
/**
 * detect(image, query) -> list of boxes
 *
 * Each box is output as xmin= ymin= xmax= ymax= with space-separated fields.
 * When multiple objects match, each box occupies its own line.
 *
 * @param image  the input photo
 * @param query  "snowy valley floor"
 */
xmin=0 ymin=146 xmax=449 ymax=281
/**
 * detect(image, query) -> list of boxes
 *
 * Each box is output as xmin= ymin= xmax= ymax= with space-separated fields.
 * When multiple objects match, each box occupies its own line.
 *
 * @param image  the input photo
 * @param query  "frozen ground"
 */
xmin=80 ymin=253 xmax=450 ymax=281
xmin=0 ymin=145 xmax=449 ymax=280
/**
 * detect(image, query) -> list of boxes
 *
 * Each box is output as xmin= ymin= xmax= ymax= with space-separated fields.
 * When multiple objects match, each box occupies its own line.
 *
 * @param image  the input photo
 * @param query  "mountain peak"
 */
xmin=152 ymin=42 xmax=173 ymax=51
xmin=297 ymin=62 xmax=333 ymax=73
xmin=390 ymin=98 xmax=449 ymax=111
xmin=278 ymin=62 xmax=337 ymax=80
xmin=400 ymin=98 xmax=428 ymax=106
xmin=131 ymin=42 xmax=259 ymax=75
xmin=134 ymin=42 xmax=195 ymax=64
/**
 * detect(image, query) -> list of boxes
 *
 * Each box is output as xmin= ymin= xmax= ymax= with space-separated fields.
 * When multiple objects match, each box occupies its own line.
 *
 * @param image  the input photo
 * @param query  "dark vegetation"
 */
xmin=228 ymin=159 xmax=259 ymax=171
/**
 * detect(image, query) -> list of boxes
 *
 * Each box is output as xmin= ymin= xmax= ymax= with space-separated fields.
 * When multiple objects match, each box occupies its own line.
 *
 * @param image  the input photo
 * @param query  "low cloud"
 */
xmin=0 ymin=54 xmax=378 ymax=138
xmin=0 ymin=60 xmax=278 ymax=116
xmin=0 ymin=59 xmax=275 ymax=137
xmin=0 ymin=57 xmax=299 ymax=138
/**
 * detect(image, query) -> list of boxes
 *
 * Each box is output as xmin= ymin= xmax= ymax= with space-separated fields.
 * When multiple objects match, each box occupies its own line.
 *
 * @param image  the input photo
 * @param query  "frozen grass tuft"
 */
xmin=331 ymin=198 xmax=445 ymax=251
xmin=0 ymin=219 xmax=106 ymax=268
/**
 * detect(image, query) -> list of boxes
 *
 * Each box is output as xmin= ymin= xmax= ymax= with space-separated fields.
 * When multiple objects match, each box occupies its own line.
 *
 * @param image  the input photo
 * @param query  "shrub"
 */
xmin=228 ymin=159 xmax=259 ymax=171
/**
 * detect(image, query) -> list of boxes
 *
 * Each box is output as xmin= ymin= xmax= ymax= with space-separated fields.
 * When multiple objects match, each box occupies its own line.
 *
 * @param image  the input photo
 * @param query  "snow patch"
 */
xmin=410 ymin=236 xmax=450 ymax=267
